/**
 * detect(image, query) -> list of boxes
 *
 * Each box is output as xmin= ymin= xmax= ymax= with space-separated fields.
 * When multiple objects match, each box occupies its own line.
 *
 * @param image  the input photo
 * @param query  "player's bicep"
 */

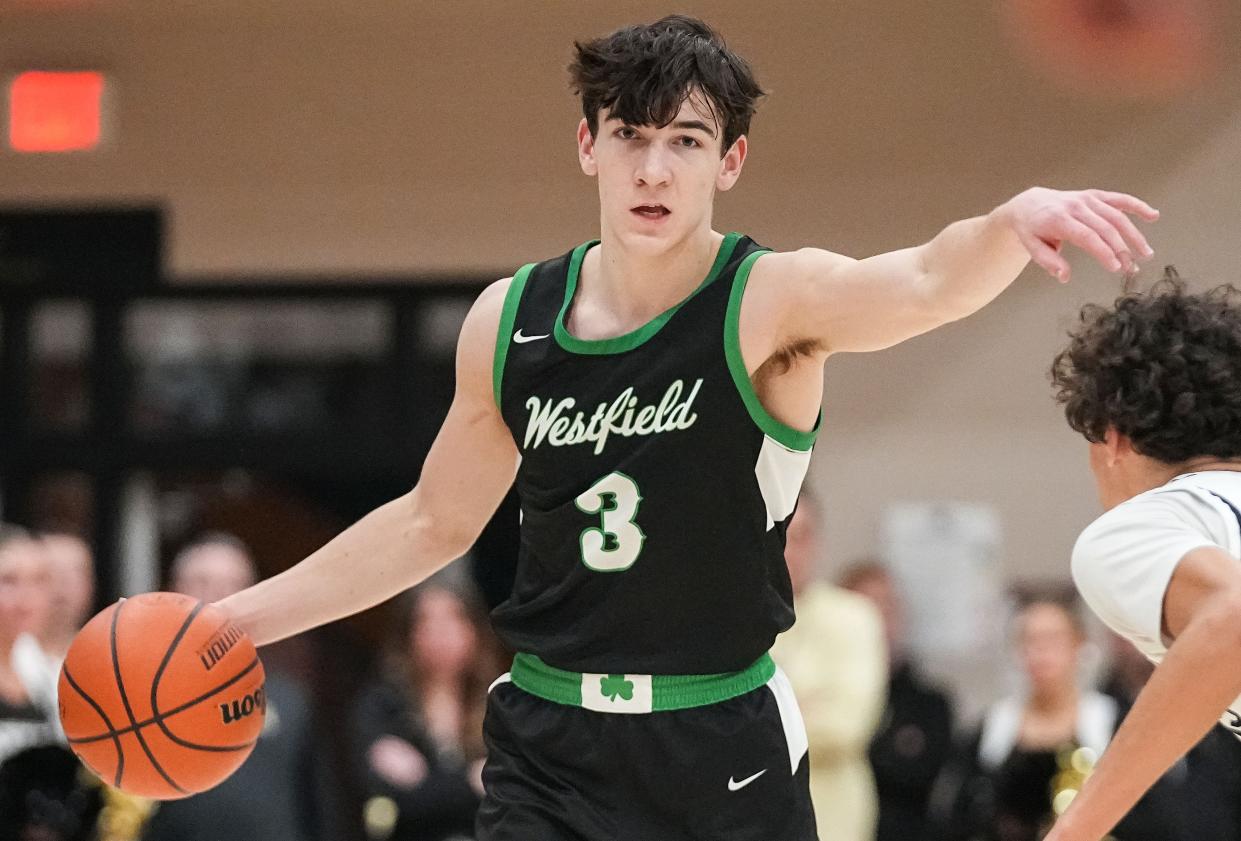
xmin=411 ymin=280 xmax=519 ymax=548
xmin=1162 ymin=545 xmax=1241 ymax=641
xmin=763 ymin=247 xmax=945 ymax=355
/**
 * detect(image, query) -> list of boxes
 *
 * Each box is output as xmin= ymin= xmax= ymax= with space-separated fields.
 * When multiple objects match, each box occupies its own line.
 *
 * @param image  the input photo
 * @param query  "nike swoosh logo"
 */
xmin=513 ymin=329 xmax=549 ymax=344
xmin=727 ymin=769 xmax=767 ymax=791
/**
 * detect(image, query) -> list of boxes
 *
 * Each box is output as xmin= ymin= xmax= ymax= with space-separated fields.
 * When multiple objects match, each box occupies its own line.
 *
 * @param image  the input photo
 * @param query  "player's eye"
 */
xmin=676 ymin=136 xmax=701 ymax=148
xmin=615 ymin=126 xmax=639 ymax=140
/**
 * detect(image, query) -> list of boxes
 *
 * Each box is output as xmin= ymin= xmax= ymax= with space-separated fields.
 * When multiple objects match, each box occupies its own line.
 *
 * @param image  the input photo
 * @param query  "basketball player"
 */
xmin=1042 ymin=273 xmax=1241 ymax=841
xmin=218 ymin=16 xmax=1157 ymax=839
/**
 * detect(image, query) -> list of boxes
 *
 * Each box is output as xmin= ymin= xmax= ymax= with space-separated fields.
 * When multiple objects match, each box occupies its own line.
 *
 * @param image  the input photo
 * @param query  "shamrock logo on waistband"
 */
xmin=600 ymin=674 xmax=634 ymax=702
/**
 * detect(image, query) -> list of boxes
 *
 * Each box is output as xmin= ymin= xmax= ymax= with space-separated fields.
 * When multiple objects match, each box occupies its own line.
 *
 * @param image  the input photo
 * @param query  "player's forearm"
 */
xmin=218 ymin=489 xmax=467 ymax=646
xmin=1048 ymin=591 xmax=1241 ymax=841
xmin=913 ymin=203 xmax=1032 ymax=324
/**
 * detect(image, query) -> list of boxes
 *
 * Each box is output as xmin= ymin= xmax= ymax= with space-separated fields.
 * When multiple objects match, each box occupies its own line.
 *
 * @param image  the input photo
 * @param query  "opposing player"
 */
xmin=1043 ymin=273 xmax=1241 ymax=841
xmin=217 ymin=16 xmax=1156 ymax=839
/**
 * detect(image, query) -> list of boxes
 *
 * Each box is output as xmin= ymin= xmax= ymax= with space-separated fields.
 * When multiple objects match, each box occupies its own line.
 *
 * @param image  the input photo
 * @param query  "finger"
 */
xmin=1018 ymin=229 xmax=1071 ymax=282
xmin=1086 ymin=195 xmax=1155 ymax=259
xmin=1091 ymin=190 xmax=1160 ymax=222
xmin=1058 ymin=217 xmax=1123 ymax=272
xmin=1072 ymin=205 xmax=1135 ymax=274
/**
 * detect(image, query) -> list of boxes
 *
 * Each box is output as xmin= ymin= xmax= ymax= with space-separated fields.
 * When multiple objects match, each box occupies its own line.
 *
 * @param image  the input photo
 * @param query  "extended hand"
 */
xmin=1000 ymin=187 xmax=1159 ymax=282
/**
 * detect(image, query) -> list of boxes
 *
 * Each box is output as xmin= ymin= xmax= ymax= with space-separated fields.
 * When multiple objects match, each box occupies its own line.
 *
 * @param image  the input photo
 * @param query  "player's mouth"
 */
xmin=631 ymin=204 xmax=671 ymax=221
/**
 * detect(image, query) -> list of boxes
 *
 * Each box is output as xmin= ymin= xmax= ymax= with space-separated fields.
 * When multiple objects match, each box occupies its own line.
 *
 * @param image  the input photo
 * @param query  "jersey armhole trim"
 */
xmin=724 ymin=250 xmax=821 ymax=452
xmin=492 ymin=263 xmax=536 ymax=409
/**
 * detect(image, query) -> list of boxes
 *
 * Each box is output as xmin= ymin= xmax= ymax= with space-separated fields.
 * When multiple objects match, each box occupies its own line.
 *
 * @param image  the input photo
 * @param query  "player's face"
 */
xmin=410 ymin=588 xmax=478 ymax=677
xmin=577 ymin=91 xmax=746 ymax=253
xmin=0 ymin=539 xmax=52 ymax=639
xmin=1017 ymin=603 xmax=1081 ymax=690
xmin=173 ymin=546 xmax=256 ymax=604
xmin=43 ymin=535 xmax=95 ymax=628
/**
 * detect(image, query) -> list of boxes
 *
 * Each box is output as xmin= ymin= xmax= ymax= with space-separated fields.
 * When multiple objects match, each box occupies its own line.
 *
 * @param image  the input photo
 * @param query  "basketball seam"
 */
xmin=61 ymin=663 xmax=125 ymax=787
xmin=150 ymin=602 xmax=258 ymax=753
xmin=66 ymin=658 xmax=263 ymax=745
xmin=111 ymin=598 xmax=189 ymax=796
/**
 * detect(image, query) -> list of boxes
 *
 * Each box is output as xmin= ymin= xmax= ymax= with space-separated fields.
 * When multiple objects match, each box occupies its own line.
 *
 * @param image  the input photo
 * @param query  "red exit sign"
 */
xmin=7 ymin=71 xmax=106 ymax=153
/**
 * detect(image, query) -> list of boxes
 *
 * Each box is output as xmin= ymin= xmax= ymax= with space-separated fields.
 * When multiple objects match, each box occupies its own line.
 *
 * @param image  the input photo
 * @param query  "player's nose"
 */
xmin=634 ymin=145 xmax=672 ymax=187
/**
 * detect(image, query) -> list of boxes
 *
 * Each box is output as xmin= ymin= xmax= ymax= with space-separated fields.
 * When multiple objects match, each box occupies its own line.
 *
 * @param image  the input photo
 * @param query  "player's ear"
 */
xmin=716 ymin=135 xmax=747 ymax=192
xmin=1102 ymin=426 xmax=1129 ymax=467
xmin=578 ymin=118 xmax=598 ymax=177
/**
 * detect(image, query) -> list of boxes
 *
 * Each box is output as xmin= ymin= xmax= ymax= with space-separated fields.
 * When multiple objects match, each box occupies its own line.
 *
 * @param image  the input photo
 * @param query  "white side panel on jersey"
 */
xmin=766 ymin=665 xmax=809 ymax=773
xmin=755 ymin=434 xmax=813 ymax=530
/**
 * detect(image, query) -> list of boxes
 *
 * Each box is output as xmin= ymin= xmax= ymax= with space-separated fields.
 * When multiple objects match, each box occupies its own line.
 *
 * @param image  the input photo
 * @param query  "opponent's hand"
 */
xmin=999 ymin=187 xmax=1159 ymax=283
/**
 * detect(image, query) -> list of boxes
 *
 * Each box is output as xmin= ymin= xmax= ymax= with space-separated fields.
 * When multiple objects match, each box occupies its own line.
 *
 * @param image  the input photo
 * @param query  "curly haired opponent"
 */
xmin=1046 ymin=271 xmax=1241 ymax=841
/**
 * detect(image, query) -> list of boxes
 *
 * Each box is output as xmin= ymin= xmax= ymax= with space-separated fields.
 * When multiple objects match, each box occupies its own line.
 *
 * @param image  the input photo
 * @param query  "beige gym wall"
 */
xmin=2 ymin=0 xmax=1240 ymax=589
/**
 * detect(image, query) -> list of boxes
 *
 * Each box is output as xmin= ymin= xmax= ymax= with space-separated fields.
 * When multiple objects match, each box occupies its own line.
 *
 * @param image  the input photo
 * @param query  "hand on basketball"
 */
xmin=1001 ymin=187 xmax=1159 ymax=283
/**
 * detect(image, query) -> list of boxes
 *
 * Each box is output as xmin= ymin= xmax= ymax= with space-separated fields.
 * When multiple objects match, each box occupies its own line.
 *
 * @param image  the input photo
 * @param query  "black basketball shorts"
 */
xmin=476 ymin=653 xmax=818 ymax=841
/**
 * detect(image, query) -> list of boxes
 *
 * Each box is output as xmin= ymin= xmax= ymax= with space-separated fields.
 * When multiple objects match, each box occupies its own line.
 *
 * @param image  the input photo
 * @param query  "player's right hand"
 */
xmin=998 ymin=187 xmax=1160 ymax=283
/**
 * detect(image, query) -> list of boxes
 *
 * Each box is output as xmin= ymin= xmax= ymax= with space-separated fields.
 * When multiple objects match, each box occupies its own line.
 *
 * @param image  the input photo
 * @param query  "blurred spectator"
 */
xmin=38 ymin=532 xmax=96 ymax=660
xmin=771 ymin=499 xmax=886 ymax=841
xmin=0 ymin=524 xmax=58 ymax=764
xmin=939 ymin=598 xmax=1116 ymax=841
xmin=349 ymin=580 xmax=497 ymax=841
xmin=140 ymin=533 xmax=330 ymax=841
xmin=840 ymin=561 xmax=954 ymax=841
xmin=0 ymin=744 xmax=105 ymax=841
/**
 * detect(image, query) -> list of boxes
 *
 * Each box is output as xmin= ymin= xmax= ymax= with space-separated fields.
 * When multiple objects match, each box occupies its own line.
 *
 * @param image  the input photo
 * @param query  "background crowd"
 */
xmin=3 ymin=499 xmax=1238 ymax=841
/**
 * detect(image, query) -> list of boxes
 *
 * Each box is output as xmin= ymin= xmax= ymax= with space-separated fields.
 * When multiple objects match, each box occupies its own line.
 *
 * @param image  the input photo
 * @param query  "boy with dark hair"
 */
xmin=218 ymin=16 xmax=1155 ymax=839
xmin=1043 ymin=272 xmax=1241 ymax=841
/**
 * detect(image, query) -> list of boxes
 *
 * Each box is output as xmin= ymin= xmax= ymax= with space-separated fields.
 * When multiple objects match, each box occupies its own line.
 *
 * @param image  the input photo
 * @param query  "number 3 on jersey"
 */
xmin=575 ymin=472 xmax=645 ymax=572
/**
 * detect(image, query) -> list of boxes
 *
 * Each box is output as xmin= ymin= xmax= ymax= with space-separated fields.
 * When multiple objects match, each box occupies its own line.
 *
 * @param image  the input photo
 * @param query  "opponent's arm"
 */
xmin=218 ymin=279 xmax=519 ymax=646
xmin=1046 ymin=546 xmax=1241 ymax=841
xmin=752 ymin=188 xmax=1158 ymax=355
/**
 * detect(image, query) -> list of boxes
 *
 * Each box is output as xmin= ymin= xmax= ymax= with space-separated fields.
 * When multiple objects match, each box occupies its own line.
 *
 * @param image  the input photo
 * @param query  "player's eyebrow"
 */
xmin=671 ymin=119 xmax=716 ymax=138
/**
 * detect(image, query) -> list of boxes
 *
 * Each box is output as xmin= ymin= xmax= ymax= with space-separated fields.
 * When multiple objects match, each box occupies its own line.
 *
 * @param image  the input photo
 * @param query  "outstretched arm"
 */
xmin=750 ymin=188 xmax=1158 ymax=356
xmin=219 ymin=279 xmax=519 ymax=646
xmin=1047 ymin=546 xmax=1241 ymax=841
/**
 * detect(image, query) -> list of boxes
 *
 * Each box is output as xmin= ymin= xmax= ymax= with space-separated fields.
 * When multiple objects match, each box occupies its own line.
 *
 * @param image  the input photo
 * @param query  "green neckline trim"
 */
xmin=553 ymin=231 xmax=742 ymax=356
xmin=492 ymin=263 xmax=536 ymax=408
xmin=724 ymin=250 xmax=821 ymax=452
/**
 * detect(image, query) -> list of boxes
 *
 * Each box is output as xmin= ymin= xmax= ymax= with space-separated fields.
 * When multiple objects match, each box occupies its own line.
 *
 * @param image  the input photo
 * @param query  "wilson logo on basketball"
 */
xmin=219 ymin=688 xmax=266 ymax=725
xmin=198 ymin=623 xmax=245 ymax=672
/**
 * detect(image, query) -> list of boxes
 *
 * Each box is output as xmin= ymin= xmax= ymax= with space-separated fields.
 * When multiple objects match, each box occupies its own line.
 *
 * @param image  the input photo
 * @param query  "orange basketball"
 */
xmin=57 ymin=592 xmax=266 ymax=799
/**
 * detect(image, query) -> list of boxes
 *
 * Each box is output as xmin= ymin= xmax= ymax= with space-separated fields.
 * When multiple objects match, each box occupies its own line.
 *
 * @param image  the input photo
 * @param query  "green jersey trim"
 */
xmin=724 ymin=250 xmax=821 ymax=452
xmin=509 ymin=651 xmax=776 ymax=712
xmin=553 ymin=231 xmax=743 ymax=356
xmin=492 ymin=263 xmax=536 ymax=409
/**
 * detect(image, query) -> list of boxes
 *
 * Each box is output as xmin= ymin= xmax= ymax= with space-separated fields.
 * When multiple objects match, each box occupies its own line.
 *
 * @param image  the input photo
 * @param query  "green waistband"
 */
xmin=509 ymin=652 xmax=776 ymax=713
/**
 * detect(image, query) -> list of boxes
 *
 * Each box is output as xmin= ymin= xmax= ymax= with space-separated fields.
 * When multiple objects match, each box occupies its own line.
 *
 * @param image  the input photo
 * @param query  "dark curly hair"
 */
xmin=1051 ymin=268 xmax=1241 ymax=463
xmin=569 ymin=15 xmax=765 ymax=154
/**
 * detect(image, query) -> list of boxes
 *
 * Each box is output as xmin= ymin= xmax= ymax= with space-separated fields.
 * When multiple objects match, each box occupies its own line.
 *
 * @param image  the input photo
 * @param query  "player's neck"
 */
xmin=1028 ymin=682 xmax=1077 ymax=713
xmin=39 ymin=627 xmax=75 ymax=659
xmin=587 ymin=227 xmax=725 ymax=320
xmin=1141 ymin=455 xmax=1241 ymax=495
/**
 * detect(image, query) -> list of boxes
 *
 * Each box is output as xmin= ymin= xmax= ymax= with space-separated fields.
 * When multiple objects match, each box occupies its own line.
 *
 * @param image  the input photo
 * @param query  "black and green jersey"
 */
xmin=491 ymin=232 xmax=819 ymax=675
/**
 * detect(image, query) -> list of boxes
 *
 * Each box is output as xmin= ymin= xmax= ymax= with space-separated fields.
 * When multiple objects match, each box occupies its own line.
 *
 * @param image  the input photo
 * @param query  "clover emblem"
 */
xmin=600 ymin=674 xmax=634 ymax=702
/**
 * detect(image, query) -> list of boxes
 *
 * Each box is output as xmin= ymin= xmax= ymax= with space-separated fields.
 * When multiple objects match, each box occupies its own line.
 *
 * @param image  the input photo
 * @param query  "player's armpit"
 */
xmin=1162 ymin=544 xmax=1241 ymax=640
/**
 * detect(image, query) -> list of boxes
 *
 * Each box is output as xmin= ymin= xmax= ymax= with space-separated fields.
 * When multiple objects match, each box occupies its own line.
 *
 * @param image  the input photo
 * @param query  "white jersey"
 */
xmin=1072 ymin=470 xmax=1241 ymax=734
